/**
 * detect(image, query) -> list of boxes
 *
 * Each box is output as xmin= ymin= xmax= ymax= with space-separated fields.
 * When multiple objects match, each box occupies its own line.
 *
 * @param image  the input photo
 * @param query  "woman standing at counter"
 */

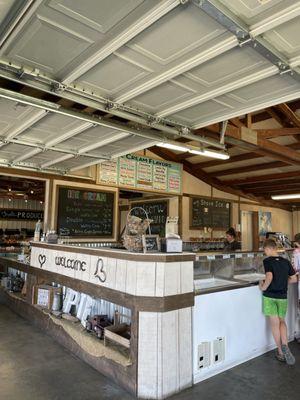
xmin=224 ymin=227 xmax=241 ymax=252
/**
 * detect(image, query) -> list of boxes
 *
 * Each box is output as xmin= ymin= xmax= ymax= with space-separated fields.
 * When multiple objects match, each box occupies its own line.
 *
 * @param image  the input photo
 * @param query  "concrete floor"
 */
xmin=0 ymin=305 xmax=299 ymax=400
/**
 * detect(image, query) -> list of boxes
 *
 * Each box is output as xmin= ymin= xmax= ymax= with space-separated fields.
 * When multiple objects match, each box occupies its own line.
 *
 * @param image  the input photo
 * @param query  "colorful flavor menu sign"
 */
xmin=98 ymin=154 xmax=182 ymax=194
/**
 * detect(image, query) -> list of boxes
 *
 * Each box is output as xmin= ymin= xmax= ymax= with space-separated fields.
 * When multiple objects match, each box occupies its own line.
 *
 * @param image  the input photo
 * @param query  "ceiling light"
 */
xmin=272 ymin=194 xmax=300 ymax=200
xmin=8 ymin=198 xmax=12 ymax=202
xmin=157 ymin=142 xmax=190 ymax=152
xmin=8 ymin=188 xmax=11 ymax=192
xmin=25 ymin=199 xmax=28 ymax=203
xmin=157 ymin=141 xmax=230 ymax=160
xmin=30 ymin=190 xmax=34 ymax=194
xmin=188 ymin=149 xmax=230 ymax=160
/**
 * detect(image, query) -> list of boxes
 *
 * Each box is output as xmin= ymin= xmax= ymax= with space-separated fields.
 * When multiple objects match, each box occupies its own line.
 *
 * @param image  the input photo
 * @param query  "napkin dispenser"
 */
xmin=161 ymin=237 xmax=183 ymax=253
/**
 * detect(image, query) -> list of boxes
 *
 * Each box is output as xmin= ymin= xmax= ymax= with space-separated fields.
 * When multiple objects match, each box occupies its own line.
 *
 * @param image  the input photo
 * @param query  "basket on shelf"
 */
xmin=122 ymin=207 xmax=152 ymax=252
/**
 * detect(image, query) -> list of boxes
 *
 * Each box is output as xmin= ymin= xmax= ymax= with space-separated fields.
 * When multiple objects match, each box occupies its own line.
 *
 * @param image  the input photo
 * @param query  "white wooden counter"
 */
xmin=30 ymin=243 xmax=195 ymax=399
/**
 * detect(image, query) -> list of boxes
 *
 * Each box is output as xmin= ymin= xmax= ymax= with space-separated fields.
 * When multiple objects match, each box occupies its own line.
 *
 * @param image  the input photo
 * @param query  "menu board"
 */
xmin=131 ymin=200 xmax=168 ymax=236
xmin=119 ymin=156 xmax=136 ymax=187
xmin=57 ymin=187 xmax=115 ymax=237
xmin=98 ymin=159 xmax=118 ymax=185
xmin=190 ymin=197 xmax=231 ymax=229
xmin=98 ymin=154 xmax=182 ymax=194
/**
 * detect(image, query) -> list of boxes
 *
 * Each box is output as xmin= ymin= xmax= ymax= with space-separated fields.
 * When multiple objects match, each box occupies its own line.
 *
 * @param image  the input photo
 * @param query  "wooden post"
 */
xmin=252 ymin=211 xmax=259 ymax=251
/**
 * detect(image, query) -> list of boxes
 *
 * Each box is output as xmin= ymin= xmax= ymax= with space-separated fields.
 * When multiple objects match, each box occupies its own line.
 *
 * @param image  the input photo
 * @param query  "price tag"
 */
xmin=223 ymin=254 xmax=230 ymax=259
xmin=207 ymin=255 xmax=215 ymax=260
xmin=247 ymin=253 xmax=254 ymax=258
xmin=235 ymin=253 xmax=243 ymax=259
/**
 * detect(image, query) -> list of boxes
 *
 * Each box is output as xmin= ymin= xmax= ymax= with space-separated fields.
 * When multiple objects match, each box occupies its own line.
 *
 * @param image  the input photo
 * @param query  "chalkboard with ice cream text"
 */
xmin=57 ymin=187 xmax=115 ymax=238
xmin=190 ymin=197 xmax=231 ymax=230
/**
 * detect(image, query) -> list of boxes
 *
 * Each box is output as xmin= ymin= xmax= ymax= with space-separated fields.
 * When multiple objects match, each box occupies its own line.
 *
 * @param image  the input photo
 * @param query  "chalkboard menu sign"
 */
xmin=57 ymin=187 xmax=115 ymax=237
xmin=190 ymin=197 xmax=231 ymax=229
xmin=131 ymin=200 xmax=168 ymax=236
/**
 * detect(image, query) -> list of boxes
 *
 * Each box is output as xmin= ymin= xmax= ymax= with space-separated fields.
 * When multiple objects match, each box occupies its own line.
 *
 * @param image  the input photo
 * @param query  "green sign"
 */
xmin=98 ymin=154 xmax=182 ymax=194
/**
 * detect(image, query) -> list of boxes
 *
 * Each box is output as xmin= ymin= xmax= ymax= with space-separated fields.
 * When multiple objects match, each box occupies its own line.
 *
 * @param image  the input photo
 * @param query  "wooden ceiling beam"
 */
xmin=215 ymin=161 xmax=288 ymax=177
xmin=206 ymin=124 xmax=300 ymax=165
xmin=230 ymin=118 xmax=245 ymax=128
xmin=192 ymin=152 xmax=262 ymax=170
xmin=256 ymin=127 xmax=300 ymax=138
xmin=151 ymin=146 xmax=290 ymax=210
xmin=266 ymin=107 xmax=285 ymax=126
xmin=223 ymin=170 xmax=300 ymax=186
xmin=241 ymin=178 xmax=300 ymax=191
xmin=277 ymin=103 xmax=300 ymax=128
xmin=250 ymin=184 xmax=300 ymax=194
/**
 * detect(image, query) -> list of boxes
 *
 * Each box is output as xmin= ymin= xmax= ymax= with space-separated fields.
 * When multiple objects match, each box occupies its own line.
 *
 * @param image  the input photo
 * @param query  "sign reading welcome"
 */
xmin=98 ymin=154 xmax=182 ymax=194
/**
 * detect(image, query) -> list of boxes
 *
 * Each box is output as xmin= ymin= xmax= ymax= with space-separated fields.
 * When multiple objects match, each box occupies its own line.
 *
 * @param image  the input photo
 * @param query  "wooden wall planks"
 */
xmin=138 ymin=307 xmax=192 ymax=399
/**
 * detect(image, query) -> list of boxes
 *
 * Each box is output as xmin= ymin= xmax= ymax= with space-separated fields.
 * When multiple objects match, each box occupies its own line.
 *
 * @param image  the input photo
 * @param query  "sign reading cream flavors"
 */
xmin=98 ymin=154 xmax=182 ymax=194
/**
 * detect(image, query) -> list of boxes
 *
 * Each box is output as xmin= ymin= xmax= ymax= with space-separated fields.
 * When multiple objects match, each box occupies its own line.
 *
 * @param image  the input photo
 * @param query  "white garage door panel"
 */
xmin=128 ymin=46 xmax=273 ymax=115
xmin=87 ymin=136 xmax=153 ymax=157
xmin=126 ymin=3 xmax=225 ymax=64
xmin=0 ymin=0 xmax=300 ymax=174
xmin=75 ymin=4 xmax=229 ymax=100
xmin=78 ymin=52 xmax=151 ymax=96
xmin=48 ymin=0 xmax=144 ymax=34
xmin=56 ymin=128 xmax=126 ymax=150
xmin=263 ymin=16 xmax=300 ymax=59
xmin=17 ymin=113 xmax=88 ymax=143
xmin=128 ymin=80 xmax=195 ymax=114
xmin=170 ymin=74 xmax=300 ymax=128
xmin=54 ymin=155 xmax=94 ymax=170
xmin=228 ymin=74 xmax=299 ymax=103
xmin=0 ymin=0 xmax=15 ymax=27
xmin=0 ymin=143 xmax=30 ymax=162
xmin=1 ymin=0 xmax=152 ymax=77
xmin=218 ymin=0 xmax=293 ymax=25
xmin=168 ymin=98 xmax=237 ymax=125
xmin=5 ymin=14 xmax=93 ymax=75
xmin=26 ymin=150 xmax=64 ymax=165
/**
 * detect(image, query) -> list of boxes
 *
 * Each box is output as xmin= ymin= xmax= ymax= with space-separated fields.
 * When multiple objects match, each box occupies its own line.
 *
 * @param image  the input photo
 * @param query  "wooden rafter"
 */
xmin=241 ymin=178 xmax=300 ymax=191
xmin=256 ymin=127 xmax=300 ymax=138
xmin=214 ymin=161 xmax=287 ymax=177
xmin=192 ymin=152 xmax=262 ymax=170
xmin=277 ymin=103 xmax=300 ymax=128
xmin=151 ymin=146 xmax=290 ymax=210
xmin=266 ymin=107 xmax=285 ymax=126
xmin=205 ymin=124 xmax=300 ymax=166
xmin=222 ymin=170 xmax=300 ymax=186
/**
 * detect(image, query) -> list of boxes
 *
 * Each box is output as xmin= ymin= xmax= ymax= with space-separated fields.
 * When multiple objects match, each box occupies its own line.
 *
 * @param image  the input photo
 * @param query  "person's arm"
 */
xmin=288 ymin=260 xmax=298 ymax=283
xmin=259 ymin=272 xmax=273 ymax=291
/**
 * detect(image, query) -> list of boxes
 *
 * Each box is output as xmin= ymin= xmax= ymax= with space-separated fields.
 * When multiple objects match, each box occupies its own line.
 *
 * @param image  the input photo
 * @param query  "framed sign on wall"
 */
xmin=56 ymin=186 xmax=116 ymax=238
xmin=97 ymin=154 xmax=182 ymax=195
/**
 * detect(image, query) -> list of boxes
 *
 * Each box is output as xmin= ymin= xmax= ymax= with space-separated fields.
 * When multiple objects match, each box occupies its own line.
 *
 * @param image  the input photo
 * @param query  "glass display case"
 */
xmin=194 ymin=250 xmax=293 ymax=293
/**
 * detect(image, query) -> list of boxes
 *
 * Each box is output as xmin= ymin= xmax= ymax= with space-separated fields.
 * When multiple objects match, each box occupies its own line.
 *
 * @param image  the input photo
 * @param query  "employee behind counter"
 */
xmin=224 ymin=227 xmax=241 ymax=252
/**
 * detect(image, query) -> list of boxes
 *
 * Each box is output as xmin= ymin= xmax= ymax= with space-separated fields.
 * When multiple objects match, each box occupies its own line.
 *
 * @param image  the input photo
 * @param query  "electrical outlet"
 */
xmin=198 ymin=342 xmax=211 ymax=370
xmin=213 ymin=337 xmax=225 ymax=364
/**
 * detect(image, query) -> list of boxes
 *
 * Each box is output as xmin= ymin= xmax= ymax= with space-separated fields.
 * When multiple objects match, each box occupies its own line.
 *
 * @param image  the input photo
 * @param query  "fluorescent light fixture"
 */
xmin=188 ymin=148 xmax=230 ymax=160
xmin=157 ymin=141 xmax=230 ymax=160
xmin=157 ymin=142 xmax=190 ymax=152
xmin=272 ymin=194 xmax=300 ymax=200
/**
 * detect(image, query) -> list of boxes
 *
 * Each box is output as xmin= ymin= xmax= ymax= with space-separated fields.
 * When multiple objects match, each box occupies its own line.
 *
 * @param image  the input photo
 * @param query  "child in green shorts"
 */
xmin=259 ymin=239 xmax=298 ymax=365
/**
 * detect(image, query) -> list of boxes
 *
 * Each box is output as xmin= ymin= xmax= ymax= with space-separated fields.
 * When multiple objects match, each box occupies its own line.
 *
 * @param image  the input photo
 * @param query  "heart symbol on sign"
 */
xmin=38 ymin=254 xmax=46 ymax=268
